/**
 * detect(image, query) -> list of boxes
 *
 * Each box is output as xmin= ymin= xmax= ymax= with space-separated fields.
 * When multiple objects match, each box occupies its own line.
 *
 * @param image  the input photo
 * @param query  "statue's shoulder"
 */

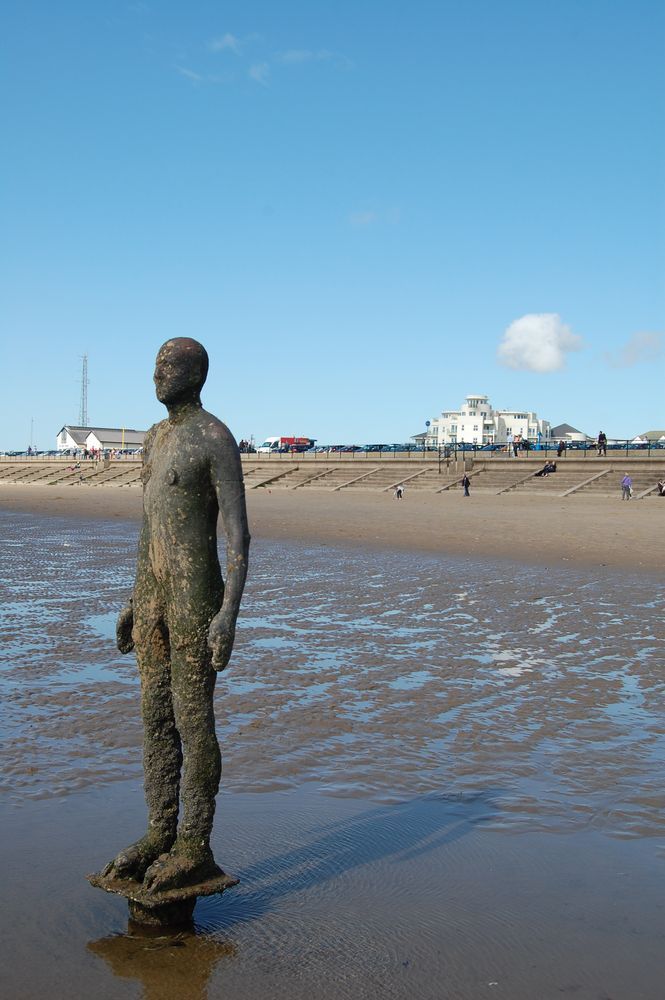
xmin=198 ymin=410 xmax=238 ymax=448
xmin=143 ymin=421 xmax=165 ymax=453
xmin=198 ymin=410 xmax=242 ymax=478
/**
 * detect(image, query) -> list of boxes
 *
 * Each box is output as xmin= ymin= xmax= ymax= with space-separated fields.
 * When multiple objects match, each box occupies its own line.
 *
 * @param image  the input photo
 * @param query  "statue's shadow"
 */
xmin=201 ymin=788 xmax=501 ymax=931
xmin=88 ymin=790 xmax=500 ymax=997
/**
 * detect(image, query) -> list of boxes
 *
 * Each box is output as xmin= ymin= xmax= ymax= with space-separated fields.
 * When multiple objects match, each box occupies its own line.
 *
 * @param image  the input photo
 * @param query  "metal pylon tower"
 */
xmin=79 ymin=354 xmax=89 ymax=426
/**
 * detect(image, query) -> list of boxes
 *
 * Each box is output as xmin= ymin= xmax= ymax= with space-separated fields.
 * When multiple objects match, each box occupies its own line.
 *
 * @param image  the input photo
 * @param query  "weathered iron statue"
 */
xmin=89 ymin=337 xmax=250 ymax=925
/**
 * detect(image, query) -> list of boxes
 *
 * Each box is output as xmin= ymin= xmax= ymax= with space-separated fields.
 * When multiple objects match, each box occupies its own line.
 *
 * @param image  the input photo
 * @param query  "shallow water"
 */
xmin=1 ymin=511 xmax=664 ymax=839
xmin=3 ymin=783 xmax=665 ymax=1000
xmin=1 ymin=510 xmax=665 ymax=998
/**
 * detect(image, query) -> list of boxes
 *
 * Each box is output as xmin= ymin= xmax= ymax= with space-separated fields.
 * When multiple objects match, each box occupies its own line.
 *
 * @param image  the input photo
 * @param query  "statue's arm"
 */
xmin=208 ymin=431 xmax=251 ymax=671
xmin=116 ymin=426 xmax=156 ymax=654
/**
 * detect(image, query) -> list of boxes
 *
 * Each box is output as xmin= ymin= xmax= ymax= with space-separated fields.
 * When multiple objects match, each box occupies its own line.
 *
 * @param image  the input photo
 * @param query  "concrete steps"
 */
xmin=0 ymin=464 xmax=39 ymax=482
xmin=44 ymin=466 xmax=92 ymax=485
xmin=573 ymin=468 xmax=665 ymax=498
xmin=299 ymin=467 xmax=349 ymax=489
xmin=101 ymin=466 xmax=142 ymax=487
xmin=243 ymin=464 xmax=297 ymax=489
xmin=514 ymin=470 xmax=598 ymax=495
xmin=389 ymin=467 xmax=454 ymax=492
xmin=342 ymin=467 xmax=424 ymax=491
xmin=466 ymin=468 xmax=531 ymax=493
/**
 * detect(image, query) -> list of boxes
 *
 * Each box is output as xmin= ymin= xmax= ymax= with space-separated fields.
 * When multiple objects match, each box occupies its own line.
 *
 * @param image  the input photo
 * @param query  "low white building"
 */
xmin=423 ymin=394 xmax=551 ymax=447
xmin=56 ymin=426 xmax=90 ymax=451
xmin=57 ymin=425 xmax=146 ymax=452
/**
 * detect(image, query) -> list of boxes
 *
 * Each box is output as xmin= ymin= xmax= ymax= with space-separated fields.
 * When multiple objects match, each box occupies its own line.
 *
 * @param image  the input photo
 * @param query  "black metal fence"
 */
xmin=240 ymin=439 xmax=665 ymax=460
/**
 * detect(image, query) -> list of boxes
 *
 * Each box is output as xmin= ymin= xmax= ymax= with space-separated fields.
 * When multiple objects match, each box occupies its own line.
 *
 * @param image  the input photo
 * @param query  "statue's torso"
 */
xmin=141 ymin=412 xmax=220 ymax=588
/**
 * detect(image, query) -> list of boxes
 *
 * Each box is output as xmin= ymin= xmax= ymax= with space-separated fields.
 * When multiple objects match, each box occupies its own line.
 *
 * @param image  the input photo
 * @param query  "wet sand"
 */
xmin=1 ymin=507 xmax=665 ymax=998
xmin=0 ymin=482 xmax=663 ymax=570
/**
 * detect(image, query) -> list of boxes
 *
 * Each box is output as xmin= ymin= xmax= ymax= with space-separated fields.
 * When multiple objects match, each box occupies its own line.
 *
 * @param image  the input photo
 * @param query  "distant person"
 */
xmin=621 ymin=473 xmax=632 ymax=500
xmin=461 ymin=473 xmax=471 ymax=497
xmin=597 ymin=432 xmax=607 ymax=456
xmin=506 ymin=433 xmax=513 ymax=456
xmin=656 ymin=480 xmax=665 ymax=497
xmin=557 ymin=440 xmax=566 ymax=458
xmin=512 ymin=435 xmax=520 ymax=458
xmin=394 ymin=484 xmax=404 ymax=499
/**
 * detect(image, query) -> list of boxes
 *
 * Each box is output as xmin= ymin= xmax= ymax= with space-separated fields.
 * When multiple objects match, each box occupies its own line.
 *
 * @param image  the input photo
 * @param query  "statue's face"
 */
xmin=153 ymin=340 xmax=205 ymax=405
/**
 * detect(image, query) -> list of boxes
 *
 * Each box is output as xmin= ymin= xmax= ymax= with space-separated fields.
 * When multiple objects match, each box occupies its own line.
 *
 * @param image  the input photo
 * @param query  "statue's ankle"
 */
xmin=172 ymin=832 xmax=214 ymax=864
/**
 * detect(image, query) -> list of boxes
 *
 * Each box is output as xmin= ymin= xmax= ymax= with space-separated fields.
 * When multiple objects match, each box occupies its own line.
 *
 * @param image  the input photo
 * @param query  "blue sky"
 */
xmin=1 ymin=0 xmax=663 ymax=449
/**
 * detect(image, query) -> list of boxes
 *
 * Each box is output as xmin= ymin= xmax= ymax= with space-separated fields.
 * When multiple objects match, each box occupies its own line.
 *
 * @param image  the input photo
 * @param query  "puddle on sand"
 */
xmin=1 ymin=510 xmax=665 ymax=844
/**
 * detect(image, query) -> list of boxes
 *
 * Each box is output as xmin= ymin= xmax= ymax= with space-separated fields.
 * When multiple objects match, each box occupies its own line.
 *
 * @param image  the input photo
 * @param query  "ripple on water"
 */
xmin=1 ymin=510 xmax=665 ymax=842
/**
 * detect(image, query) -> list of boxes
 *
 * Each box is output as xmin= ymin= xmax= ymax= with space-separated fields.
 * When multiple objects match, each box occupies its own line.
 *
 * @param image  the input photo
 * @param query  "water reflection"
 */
xmin=88 ymin=926 xmax=236 ymax=1000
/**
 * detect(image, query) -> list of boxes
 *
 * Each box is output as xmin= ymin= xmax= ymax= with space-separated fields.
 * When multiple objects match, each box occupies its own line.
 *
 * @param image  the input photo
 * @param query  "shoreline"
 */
xmin=0 ymin=483 xmax=662 ymax=573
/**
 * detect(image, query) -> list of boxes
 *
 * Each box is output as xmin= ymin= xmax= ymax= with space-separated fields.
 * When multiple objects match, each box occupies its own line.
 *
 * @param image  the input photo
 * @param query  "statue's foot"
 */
xmin=101 ymin=832 xmax=175 ymax=882
xmin=142 ymin=844 xmax=223 ymax=895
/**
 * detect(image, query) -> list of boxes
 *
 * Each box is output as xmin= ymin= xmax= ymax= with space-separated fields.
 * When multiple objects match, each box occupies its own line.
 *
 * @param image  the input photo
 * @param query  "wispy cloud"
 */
xmin=349 ymin=210 xmax=379 ymax=227
xmin=497 ymin=313 xmax=584 ymax=372
xmin=209 ymin=32 xmax=241 ymax=54
xmin=604 ymin=331 xmax=663 ymax=368
xmin=183 ymin=35 xmax=346 ymax=90
xmin=249 ymin=62 xmax=270 ymax=85
xmin=175 ymin=66 xmax=203 ymax=83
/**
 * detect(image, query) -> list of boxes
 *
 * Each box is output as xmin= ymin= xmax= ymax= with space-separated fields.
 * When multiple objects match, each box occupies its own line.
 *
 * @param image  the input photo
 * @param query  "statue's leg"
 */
xmin=103 ymin=585 xmax=180 ymax=881
xmin=143 ymin=596 xmax=223 ymax=893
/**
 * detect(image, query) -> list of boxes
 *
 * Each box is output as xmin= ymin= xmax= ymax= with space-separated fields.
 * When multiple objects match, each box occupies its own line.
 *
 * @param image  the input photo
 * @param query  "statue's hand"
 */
xmin=116 ymin=603 xmax=134 ymax=654
xmin=208 ymin=613 xmax=236 ymax=672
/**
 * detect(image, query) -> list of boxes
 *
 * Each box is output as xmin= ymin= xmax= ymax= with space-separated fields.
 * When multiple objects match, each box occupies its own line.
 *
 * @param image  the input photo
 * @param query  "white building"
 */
xmin=424 ymin=395 xmax=551 ymax=447
xmin=57 ymin=425 xmax=146 ymax=452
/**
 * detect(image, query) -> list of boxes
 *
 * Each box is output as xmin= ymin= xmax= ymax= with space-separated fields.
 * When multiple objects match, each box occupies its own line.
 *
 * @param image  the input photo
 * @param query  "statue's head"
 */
xmin=154 ymin=338 xmax=209 ymax=406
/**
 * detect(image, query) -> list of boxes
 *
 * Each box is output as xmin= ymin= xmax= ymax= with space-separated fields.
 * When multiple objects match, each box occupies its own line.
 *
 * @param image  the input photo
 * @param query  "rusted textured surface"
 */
xmin=97 ymin=338 xmax=250 ymax=900
xmin=87 ymin=869 xmax=239 ymax=928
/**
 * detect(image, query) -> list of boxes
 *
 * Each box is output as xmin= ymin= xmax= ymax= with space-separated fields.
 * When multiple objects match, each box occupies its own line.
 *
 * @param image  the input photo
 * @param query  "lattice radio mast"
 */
xmin=79 ymin=353 xmax=89 ymax=426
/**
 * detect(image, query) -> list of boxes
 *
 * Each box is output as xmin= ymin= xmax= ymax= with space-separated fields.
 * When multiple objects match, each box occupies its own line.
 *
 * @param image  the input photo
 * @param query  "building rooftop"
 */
xmin=551 ymin=423 xmax=586 ymax=437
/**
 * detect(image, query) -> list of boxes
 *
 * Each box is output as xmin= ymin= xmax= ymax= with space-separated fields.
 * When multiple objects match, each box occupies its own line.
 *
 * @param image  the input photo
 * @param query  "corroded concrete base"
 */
xmin=87 ymin=870 xmax=239 ymax=928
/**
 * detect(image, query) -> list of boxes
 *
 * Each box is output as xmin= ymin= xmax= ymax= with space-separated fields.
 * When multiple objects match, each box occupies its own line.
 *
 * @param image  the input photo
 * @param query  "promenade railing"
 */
xmin=238 ymin=439 xmax=665 ymax=462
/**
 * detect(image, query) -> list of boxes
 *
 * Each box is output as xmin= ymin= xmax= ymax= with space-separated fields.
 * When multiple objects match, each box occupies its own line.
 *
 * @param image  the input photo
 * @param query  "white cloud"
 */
xmin=175 ymin=66 xmax=203 ymax=83
xmin=209 ymin=33 xmax=241 ymax=54
xmin=249 ymin=62 xmax=270 ymax=85
xmin=497 ymin=313 xmax=583 ymax=372
xmin=604 ymin=331 xmax=663 ymax=368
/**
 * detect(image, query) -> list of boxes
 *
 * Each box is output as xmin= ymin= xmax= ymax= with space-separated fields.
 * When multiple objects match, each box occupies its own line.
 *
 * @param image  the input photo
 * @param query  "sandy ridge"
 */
xmin=0 ymin=484 xmax=662 ymax=573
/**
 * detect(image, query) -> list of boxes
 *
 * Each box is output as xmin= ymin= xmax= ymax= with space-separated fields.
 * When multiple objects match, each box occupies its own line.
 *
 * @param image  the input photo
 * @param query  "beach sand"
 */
xmin=1 ymin=492 xmax=664 ymax=998
xmin=0 ymin=482 xmax=662 ymax=571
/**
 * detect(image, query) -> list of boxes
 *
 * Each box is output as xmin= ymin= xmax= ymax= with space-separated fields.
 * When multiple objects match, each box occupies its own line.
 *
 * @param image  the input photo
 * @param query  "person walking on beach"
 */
xmin=394 ymin=484 xmax=404 ymax=499
xmin=462 ymin=473 xmax=471 ymax=497
xmin=103 ymin=338 xmax=250 ymax=894
xmin=621 ymin=473 xmax=633 ymax=500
